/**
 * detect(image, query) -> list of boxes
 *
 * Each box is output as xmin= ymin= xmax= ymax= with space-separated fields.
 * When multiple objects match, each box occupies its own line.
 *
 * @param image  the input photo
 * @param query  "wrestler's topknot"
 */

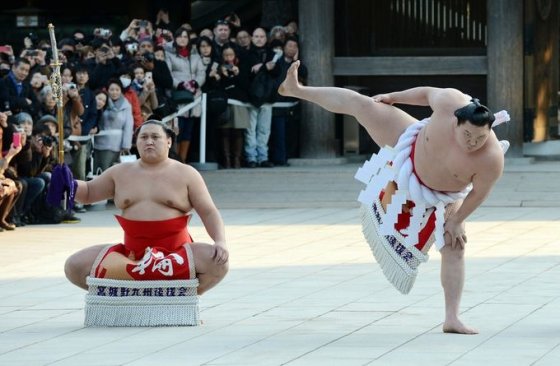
xmin=137 ymin=119 xmax=174 ymax=138
xmin=454 ymin=98 xmax=495 ymax=128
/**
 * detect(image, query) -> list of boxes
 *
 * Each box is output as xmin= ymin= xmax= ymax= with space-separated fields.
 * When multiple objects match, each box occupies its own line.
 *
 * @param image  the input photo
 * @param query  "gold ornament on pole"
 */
xmin=47 ymin=23 xmax=65 ymax=164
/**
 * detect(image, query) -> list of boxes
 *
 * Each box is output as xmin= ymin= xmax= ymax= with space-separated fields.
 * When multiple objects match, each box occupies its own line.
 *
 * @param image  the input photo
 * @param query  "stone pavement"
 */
xmin=1 ymin=160 xmax=559 ymax=366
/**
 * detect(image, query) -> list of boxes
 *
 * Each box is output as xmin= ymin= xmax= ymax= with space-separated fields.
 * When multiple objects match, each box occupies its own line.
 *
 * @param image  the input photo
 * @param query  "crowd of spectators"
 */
xmin=0 ymin=9 xmax=307 ymax=232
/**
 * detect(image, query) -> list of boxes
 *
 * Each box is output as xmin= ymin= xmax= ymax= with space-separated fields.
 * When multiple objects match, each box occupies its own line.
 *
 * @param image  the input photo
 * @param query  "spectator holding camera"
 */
xmin=197 ymin=36 xmax=224 ymax=165
xmin=20 ymin=48 xmax=49 ymax=81
xmin=59 ymin=38 xmax=81 ymax=70
xmin=12 ymin=123 xmax=55 ymax=224
xmin=131 ymin=64 xmax=158 ymax=121
xmin=154 ymin=27 xmax=174 ymax=47
xmin=120 ymin=19 xmax=154 ymax=44
xmin=74 ymin=65 xmax=98 ymax=137
xmin=86 ymin=41 xmax=123 ymax=91
xmin=154 ymin=8 xmax=173 ymax=31
xmin=121 ymin=39 xmax=140 ymax=67
xmin=165 ymin=26 xmax=206 ymax=163
xmin=219 ymin=43 xmax=250 ymax=169
xmin=138 ymin=45 xmax=173 ymax=115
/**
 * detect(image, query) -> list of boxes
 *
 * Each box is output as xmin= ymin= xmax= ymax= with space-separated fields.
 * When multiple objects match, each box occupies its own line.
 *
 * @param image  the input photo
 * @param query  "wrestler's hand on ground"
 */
xmin=372 ymin=93 xmax=394 ymax=105
xmin=278 ymin=60 xmax=301 ymax=97
xmin=212 ymin=243 xmax=229 ymax=265
xmin=444 ymin=219 xmax=467 ymax=249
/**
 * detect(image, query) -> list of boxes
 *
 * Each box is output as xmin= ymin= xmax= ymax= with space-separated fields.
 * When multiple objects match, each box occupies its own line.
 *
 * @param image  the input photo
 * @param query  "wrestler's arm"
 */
xmin=75 ymin=165 xmax=116 ymax=204
xmin=445 ymin=152 xmax=504 ymax=248
xmin=376 ymin=87 xmax=469 ymax=111
xmin=186 ymin=166 xmax=228 ymax=264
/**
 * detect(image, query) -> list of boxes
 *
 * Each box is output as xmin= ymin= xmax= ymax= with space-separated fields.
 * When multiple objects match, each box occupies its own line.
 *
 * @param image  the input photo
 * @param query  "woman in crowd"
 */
xmin=93 ymin=79 xmax=133 ymax=173
xmin=0 ymin=113 xmax=23 ymax=230
xmin=131 ymin=64 xmax=159 ymax=121
xmin=218 ymin=43 xmax=250 ymax=169
xmin=165 ymin=26 xmax=206 ymax=163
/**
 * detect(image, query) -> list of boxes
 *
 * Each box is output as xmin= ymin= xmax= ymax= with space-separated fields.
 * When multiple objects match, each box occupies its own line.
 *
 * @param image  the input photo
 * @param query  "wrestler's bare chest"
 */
xmin=113 ymin=167 xmax=192 ymax=215
xmin=413 ymin=125 xmax=477 ymax=192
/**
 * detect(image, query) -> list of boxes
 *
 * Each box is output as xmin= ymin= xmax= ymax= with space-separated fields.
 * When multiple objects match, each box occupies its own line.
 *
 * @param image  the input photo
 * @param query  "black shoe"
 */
xmin=259 ymin=160 xmax=274 ymax=168
xmin=21 ymin=214 xmax=33 ymax=225
xmin=62 ymin=213 xmax=81 ymax=224
xmin=13 ymin=216 xmax=25 ymax=227
xmin=246 ymin=161 xmax=257 ymax=168
xmin=74 ymin=204 xmax=87 ymax=213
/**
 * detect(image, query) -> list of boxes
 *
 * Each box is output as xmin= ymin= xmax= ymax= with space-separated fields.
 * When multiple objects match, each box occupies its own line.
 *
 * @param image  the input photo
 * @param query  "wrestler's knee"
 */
xmin=191 ymin=243 xmax=229 ymax=277
xmin=214 ymin=259 xmax=229 ymax=279
xmin=64 ymin=245 xmax=106 ymax=289
xmin=441 ymin=243 xmax=465 ymax=260
xmin=64 ymin=253 xmax=88 ymax=288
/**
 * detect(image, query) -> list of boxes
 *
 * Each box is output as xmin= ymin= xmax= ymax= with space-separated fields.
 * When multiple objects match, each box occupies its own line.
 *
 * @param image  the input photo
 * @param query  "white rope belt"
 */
xmin=356 ymin=112 xmax=510 ymax=250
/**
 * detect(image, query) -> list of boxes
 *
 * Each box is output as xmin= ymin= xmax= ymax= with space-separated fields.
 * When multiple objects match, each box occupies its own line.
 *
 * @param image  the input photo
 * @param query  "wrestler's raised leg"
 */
xmin=190 ymin=243 xmax=229 ymax=295
xmin=278 ymin=60 xmax=417 ymax=147
xmin=65 ymin=244 xmax=107 ymax=290
xmin=440 ymin=244 xmax=478 ymax=334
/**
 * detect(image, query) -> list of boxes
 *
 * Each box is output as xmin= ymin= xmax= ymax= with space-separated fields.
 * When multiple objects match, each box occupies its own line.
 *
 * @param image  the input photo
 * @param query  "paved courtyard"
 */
xmin=0 ymin=160 xmax=559 ymax=365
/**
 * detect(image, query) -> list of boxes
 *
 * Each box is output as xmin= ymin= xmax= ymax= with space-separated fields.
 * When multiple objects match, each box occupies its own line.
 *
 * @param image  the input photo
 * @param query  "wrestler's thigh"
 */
xmin=65 ymin=244 xmax=108 ymax=274
xmin=356 ymin=100 xmax=417 ymax=148
xmin=443 ymin=200 xmax=466 ymax=247
xmin=444 ymin=200 xmax=463 ymax=221
xmin=189 ymin=243 xmax=216 ymax=274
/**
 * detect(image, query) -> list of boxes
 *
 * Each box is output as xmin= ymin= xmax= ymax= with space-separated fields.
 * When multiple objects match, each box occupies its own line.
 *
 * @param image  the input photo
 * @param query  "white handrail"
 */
xmin=159 ymin=94 xmax=298 ymax=166
xmin=73 ymin=95 xmax=300 ymax=167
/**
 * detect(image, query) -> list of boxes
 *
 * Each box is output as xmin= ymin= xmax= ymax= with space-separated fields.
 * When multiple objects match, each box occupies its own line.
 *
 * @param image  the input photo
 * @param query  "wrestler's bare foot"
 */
xmin=278 ymin=60 xmax=301 ymax=97
xmin=443 ymin=318 xmax=479 ymax=335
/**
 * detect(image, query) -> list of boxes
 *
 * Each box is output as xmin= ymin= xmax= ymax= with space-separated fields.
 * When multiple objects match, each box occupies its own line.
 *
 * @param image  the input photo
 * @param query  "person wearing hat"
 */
xmin=37 ymin=114 xmax=58 ymax=136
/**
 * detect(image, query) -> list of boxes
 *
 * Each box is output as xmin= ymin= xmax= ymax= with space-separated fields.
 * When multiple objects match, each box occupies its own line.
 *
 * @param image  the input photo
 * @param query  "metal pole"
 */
xmin=47 ymin=23 xmax=64 ymax=164
xmin=199 ymin=93 xmax=207 ymax=164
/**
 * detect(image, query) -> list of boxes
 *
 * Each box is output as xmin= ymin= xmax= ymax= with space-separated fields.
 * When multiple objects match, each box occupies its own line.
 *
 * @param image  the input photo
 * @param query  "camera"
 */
xmin=26 ymin=49 xmax=38 ymax=57
xmin=142 ymin=52 xmax=155 ymax=62
xmin=224 ymin=63 xmax=234 ymax=76
xmin=126 ymin=43 xmax=138 ymax=53
xmin=41 ymin=135 xmax=54 ymax=147
xmin=99 ymin=28 xmax=111 ymax=38
xmin=138 ymin=20 xmax=149 ymax=28
xmin=64 ymin=82 xmax=77 ymax=90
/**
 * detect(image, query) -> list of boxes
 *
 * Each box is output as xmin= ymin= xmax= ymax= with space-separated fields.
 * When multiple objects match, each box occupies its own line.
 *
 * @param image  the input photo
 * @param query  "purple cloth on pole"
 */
xmin=46 ymin=164 xmax=76 ymax=212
